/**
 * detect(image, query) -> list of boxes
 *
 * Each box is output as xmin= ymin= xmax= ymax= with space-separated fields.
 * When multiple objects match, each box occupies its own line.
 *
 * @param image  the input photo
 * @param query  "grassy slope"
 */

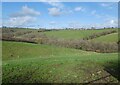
xmin=91 ymin=33 xmax=118 ymax=43
xmin=2 ymin=41 xmax=118 ymax=83
xmin=44 ymin=29 xmax=118 ymax=40
xmin=3 ymin=28 xmax=118 ymax=43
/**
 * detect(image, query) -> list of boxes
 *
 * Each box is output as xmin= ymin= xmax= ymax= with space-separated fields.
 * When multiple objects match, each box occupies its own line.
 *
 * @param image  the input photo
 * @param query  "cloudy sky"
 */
xmin=2 ymin=2 xmax=118 ymax=29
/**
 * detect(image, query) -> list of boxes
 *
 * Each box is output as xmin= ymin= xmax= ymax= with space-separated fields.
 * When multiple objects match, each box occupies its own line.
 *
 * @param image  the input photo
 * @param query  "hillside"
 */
xmin=2 ymin=28 xmax=118 ymax=53
xmin=91 ymin=33 xmax=118 ymax=43
xmin=44 ymin=28 xmax=118 ymax=40
xmin=2 ymin=28 xmax=118 ymax=42
xmin=2 ymin=1 xmax=119 ymax=84
xmin=2 ymin=41 xmax=118 ymax=83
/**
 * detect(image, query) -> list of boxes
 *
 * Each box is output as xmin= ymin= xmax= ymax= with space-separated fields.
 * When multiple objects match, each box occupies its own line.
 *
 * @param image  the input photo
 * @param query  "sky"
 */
xmin=2 ymin=2 xmax=118 ymax=29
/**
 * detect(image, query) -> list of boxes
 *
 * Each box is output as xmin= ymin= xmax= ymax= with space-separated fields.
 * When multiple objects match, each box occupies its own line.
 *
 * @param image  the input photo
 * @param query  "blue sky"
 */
xmin=2 ymin=2 xmax=118 ymax=29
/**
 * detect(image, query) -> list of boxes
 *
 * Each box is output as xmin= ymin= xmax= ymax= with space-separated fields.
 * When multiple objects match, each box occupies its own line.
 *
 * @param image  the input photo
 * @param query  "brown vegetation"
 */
xmin=2 ymin=28 xmax=118 ymax=53
xmin=83 ymin=30 xmax=117 ymax=40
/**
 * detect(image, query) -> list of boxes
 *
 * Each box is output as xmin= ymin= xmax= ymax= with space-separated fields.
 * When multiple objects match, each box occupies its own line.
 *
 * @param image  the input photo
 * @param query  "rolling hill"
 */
xmin=2 ymin=41 xmax=118 ymax=83
xmin=44 ymin=29 xmax=118 ymax=40
xmin=91 ymin=33 xmax=118 ymax=43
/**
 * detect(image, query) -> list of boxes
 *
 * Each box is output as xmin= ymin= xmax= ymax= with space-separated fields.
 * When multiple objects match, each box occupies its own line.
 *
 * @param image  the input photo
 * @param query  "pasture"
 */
xmin=2 ymin=41 xmax=119 ymax=83
xmin=44 ymin=29 xmax=118 ymax=40
xmin=91 ymin=33 xmax=118 ymax=43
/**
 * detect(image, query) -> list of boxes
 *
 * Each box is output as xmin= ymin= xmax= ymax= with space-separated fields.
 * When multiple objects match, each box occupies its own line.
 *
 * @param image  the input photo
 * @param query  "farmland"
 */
xmin=2 ymin=28 xmax=117 ymax=41
xmin=2 ymin=28 xmax=119 ymax=83
xmin=44 ymin=28 xmax=118 ymax=40
xmin=2 ymin=1 xmax=119 ymax=84
xmin=91 ymin=33 xmax=118 ymax=43
xmin=2 ymin=41 xmax=119 ymax=83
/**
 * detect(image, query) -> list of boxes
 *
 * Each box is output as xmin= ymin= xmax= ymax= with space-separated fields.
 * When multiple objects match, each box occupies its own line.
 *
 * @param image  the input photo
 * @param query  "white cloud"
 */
xmin=68 ymin=21 xmax=81 ymax=28
xmin=43 ymin=0 xmax=73 ymax=16
xmin=10 ymin=5 xmax=40 ymax=17
xmin=91 ymin=10 xmax=96 ymax=15
xmin=88 ymin=19 xmax=118 ymax=28
xmin=44 ymin=0 xmax=65 ymax=16
xmin=74 ymin=7 xmax=83 ymax=11
xmin=0 ymin=18 xmax=2 ymax=28
xmin=4 ymin=5 xmax=40 ymax=27
xmin=49 ymin=21 xmax=56 ymax=25
xmin=110 ymin=20 xmax=115 ymax=24
xmin=101 ymin=3 xmax=110 ymax=7
xmin=104 ymin=16 xmax=118 ymax=27
xmin=48 ymin=7 xmax=61 ymax=16
xmin=41 ymin=0 xmax=64 ymax=8
xmin=67 ymin=18 xmax=118 ymax=29
xmin=4 ymin=16 xmax=36 ymax=27
xmin=47 ymin=2 xmax=64 ymax=9
xmin=47 ymin=1 xmax=86 ymax=16
xmin=100 ymin=3 xmax=114 ymax=9
xmin=91 ymin=10 xmax=101 ymax=18
xmin=107 ymin=19 xmax=118 ymax=27
xmin=40 ymin=0 xmax=59 ymax=2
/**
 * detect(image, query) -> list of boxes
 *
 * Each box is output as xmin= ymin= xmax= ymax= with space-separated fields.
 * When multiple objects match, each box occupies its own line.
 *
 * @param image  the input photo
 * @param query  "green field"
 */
xmin=3 ymin=28 xmax=118 ymax=43
xmin=91 ymin=33 xmax=118 ymax=43
xmin=44 ymin=29 xmax=118 ymax=40
xmin=2 ymin=41 xmax=118 ymax=83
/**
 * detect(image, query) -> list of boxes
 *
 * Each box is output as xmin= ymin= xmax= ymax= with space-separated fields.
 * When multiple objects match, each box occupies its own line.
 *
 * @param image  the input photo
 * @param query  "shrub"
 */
xmin=83 ymin=30 xmax=117 ymax=40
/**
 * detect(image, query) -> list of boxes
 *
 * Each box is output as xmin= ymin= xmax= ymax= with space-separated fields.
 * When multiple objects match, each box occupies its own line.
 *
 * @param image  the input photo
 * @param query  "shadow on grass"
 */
xmin=103 ymin=60 xmax=119 ymax=81
xmin=84 ymin=60 xmax=119 ymax=84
